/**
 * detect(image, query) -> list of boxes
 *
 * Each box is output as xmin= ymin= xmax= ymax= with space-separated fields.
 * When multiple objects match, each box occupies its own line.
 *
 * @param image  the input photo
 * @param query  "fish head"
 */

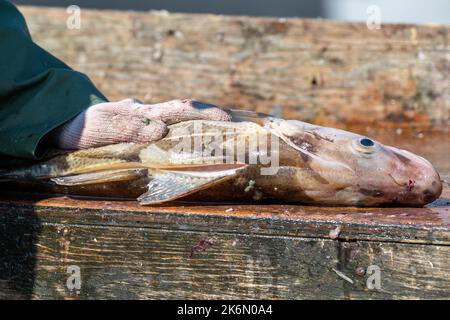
xmin=267 ymin=118 xmax=442 ymax=206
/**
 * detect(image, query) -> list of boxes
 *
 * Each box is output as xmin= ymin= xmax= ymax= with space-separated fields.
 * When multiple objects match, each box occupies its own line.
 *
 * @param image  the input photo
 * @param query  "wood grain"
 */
xmin=0 ymin=220 xmax=448 ymax=299
xmin=0 ymin=189 xmax=449 ymax=245
xmin=0 ymin=185 xmax=449 ymax=299
xmin=19 ymin=6 xmax=450 ymax=129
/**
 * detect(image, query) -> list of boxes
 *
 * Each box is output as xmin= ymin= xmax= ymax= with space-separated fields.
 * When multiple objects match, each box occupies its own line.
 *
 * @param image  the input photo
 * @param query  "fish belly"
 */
xmin=0 ymin=165 xmax=308 ymax=203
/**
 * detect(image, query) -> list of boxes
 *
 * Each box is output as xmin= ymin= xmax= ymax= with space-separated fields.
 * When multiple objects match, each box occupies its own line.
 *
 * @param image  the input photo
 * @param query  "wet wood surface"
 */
xmin=0 ymin=219 xmax=448 ymax=300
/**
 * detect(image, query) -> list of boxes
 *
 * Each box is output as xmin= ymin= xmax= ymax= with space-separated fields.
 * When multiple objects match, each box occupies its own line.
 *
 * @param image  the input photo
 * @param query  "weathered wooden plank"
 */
xmin=0 ymin=190 xmax=449 ymax=245
xmin=19 ymin=6 xmax=450 ymax=128
xmin=0 ymin=221 xmax=448 ymax=300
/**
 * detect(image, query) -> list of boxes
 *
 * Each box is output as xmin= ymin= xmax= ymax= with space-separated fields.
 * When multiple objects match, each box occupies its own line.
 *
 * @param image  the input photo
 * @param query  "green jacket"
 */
xmin=0 ymin=1 xmax=107 ymax=160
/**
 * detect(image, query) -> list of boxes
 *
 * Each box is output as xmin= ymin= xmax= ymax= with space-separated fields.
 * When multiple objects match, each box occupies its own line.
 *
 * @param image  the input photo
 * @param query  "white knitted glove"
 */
xmin=52 ymin=98 xmax=231 ymax=150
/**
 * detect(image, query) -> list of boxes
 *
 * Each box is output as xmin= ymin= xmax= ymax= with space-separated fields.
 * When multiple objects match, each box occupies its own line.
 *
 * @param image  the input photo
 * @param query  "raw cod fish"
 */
xmin=0 ymin=110 xmax=443 ymax=206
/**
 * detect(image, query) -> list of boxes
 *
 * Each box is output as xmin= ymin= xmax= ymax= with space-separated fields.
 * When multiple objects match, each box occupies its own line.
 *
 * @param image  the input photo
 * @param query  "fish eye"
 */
xmin=359 ymin=138 xmax=374 ymax=147
xmin=354 ymin=137 xmax=377 ymax=154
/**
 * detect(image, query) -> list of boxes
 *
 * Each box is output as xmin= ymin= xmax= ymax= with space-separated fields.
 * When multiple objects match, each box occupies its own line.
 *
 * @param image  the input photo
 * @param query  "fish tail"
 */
xmin=0 ymin=169 xmax=17 ymax=181
xmin=0 ymin=166 xmax=33 ymax=181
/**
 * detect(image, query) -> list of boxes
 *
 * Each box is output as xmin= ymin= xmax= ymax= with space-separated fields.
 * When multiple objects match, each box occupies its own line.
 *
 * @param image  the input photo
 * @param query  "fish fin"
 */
xmin=0 ymin=170 xmax=12 ymax=181
xmin=138 ymin=165 xmax=246 ymax=204
xmin=0 ymin=169 xmax=28 ymax=181
xmin=65 ymin=161 xmax=146 ymax=175
xmin=146 ymin=163 xmax=246 ymax=171
xmin=51 ymin=168 xmax=147 ymax=186
xmin=224 ymin=108 xmax=272 ymax=124
xmin=0 ymin=169 xmax=9 ymax=179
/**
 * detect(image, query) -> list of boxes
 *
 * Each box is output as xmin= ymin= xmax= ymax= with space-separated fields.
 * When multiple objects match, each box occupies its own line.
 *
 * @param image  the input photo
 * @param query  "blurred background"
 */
xmin=13 ymin=0 xmax=450 ymax=132
xmin=12 ymin=0 xmax=450 ymax=24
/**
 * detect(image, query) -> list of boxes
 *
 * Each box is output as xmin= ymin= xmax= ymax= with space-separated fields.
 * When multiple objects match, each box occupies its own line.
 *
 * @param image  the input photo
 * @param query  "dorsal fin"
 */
xmin=224 ymin=108 xmax=271 ymax=125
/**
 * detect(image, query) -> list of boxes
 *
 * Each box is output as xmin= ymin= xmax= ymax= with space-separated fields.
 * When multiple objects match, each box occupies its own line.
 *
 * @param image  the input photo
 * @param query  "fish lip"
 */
xmin=396 ymin=184 xmax=442 ymax=205
xmin=427 ymin=181 xmax=443 ymax=204
xmin=422 ymin=171 xmax=443 ymax=204
xmin=383 ymin=146 xmax=443 ymax=205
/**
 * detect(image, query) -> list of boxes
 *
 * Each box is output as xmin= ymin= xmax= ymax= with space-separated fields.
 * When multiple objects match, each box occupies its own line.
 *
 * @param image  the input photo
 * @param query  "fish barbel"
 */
xmin=0 ymin=110 xmax=443 ymax=206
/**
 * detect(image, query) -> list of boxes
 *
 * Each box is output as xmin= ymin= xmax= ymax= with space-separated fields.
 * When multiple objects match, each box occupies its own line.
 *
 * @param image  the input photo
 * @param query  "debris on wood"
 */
xmin=332 ymin=268 xmax=354 ymax=284
xmin=329 ymin=226 xmax=342 ymax=240
xmin=188 ymin=238 xmax=216 ymax=258
xmin=355 ymin=266 xmax=366 ymax=276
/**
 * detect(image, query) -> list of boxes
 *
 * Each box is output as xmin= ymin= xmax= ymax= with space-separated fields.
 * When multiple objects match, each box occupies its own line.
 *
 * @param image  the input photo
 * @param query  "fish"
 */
xmin=0 ymin=110 xmax=443 ymax=206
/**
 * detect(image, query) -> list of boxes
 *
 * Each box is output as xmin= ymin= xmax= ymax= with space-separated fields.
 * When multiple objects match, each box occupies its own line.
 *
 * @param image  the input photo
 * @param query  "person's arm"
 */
xmin=0 ymin=1 xmax=107 ymax=159
xmin=0 ymin=1 xmax=230 ymax=160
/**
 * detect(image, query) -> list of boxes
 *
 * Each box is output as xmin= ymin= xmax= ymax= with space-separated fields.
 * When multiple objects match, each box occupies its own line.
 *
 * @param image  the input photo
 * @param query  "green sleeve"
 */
xmin=0 ymin=1 xmax=108 ymax=160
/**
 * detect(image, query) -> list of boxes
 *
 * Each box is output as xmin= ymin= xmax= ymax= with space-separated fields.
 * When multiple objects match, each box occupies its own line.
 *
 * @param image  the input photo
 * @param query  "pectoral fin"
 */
xmin=51 ymin=168 xmax=147 ymax=186
xmin=138 ymin=165 xmax=246 ymax=204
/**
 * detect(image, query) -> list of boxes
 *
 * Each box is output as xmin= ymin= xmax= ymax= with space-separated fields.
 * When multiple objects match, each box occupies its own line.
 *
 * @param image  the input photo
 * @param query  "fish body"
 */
xmin=0 ymin=112 xmax=443 ymax=206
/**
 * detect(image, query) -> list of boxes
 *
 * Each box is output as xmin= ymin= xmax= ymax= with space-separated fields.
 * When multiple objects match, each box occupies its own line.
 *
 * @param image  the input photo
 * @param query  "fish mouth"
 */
xmin=387 ymin=147 xmax=443 ymax=205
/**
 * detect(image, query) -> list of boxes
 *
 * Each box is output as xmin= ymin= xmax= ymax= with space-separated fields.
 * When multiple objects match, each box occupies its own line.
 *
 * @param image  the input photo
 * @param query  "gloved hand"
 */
xmin=52 ymin=98 xmax=231 ymax=150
